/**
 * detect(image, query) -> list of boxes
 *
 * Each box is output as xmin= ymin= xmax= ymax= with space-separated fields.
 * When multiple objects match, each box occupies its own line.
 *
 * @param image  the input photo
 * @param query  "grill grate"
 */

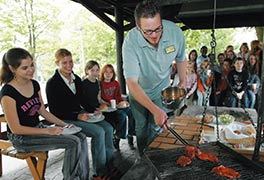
xmin=144 ymin=142 xmax=264 ymax=180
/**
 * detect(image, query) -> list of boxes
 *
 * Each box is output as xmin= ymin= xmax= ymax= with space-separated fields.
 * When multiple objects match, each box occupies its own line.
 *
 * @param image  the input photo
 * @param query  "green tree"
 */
xmin=0 ymin=0 xmax=62 ymax=81
xmin=184 ymin=28 xmax=237 ymax=59
xmin=0 ymin=0 xmax=258 ymax=81
xmin=54 ymin=6 xmax=116 ymax=76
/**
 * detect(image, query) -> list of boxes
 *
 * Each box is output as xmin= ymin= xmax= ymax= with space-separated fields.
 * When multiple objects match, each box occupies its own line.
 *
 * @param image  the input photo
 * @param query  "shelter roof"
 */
xmin=72 ymin=0 xmax=264 ymax=31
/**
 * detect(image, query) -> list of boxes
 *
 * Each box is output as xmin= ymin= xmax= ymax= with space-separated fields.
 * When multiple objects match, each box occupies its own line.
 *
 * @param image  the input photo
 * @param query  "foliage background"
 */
xmin=0 ymin=0 xmax=257 ymax=81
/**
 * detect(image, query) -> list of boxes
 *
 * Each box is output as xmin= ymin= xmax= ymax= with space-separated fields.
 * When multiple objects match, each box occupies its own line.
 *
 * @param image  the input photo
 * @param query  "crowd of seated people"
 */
xmin=0 ymin=47 xmax=137 ymax=180
xmin=0 ymin=47 xmax=135 ymax=180
xmin=171 ymin=40 xmax=263 ymax=109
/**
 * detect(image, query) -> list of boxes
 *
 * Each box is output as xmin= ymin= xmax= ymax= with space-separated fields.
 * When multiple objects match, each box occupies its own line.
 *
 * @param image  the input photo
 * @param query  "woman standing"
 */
xmin=0 ymin=48 xmax=89 ymax=180
xmin=247 ymin=54 xmax=260 ymax=109
xmin=188 ymin=49 xmax=198 ymax=72
xmin=237 ymin=42 xmax=249 ymax=62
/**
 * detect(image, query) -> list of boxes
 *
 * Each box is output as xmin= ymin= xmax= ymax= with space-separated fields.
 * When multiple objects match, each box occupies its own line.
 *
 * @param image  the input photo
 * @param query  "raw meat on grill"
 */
xmin=212 ymin=165 xmax=240 ymax=179
xmin=196 ymin=149 xmax=219 ymax=163
xmin=176 ymin=155 xmax=192 ymax=167
xmin=185 ymin=145 xmax=196 ymax=160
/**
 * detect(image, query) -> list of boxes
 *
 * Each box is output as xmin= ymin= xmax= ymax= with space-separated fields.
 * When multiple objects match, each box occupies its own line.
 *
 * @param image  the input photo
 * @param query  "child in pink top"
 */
xmin=173 ymin=61 xmax=197 ymax=105
xmin=184 ymin=61 xmax=197 ymax=106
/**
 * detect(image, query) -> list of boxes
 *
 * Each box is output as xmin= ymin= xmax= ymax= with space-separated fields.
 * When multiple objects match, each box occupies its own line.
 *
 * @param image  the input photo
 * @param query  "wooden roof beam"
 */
xmin=77 ymin=0 xmax=120 ymax=31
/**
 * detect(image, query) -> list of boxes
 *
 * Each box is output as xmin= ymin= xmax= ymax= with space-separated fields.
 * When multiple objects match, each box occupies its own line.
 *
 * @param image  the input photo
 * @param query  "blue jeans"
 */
xmin=103 ymin=111 xmax=127 ymax=139
xmin=247 ymin=90 xmax=256 ymax=108
xmin=226 ymin=91 xmax=249 ymax=108
xmin=119 ymin=107 xmax=135 ymax=136
xmin=197 ymin=89 xmax=211 ymax=106
xmin=7 ymin=123 xmax=89 ymax=180
xmin=64 ymin=119 xmax=114 ymax=176
xmin=129 ymin=95 xmax=164 ymax=156
xmin=215 ymin=89 xmax=228 ymax=106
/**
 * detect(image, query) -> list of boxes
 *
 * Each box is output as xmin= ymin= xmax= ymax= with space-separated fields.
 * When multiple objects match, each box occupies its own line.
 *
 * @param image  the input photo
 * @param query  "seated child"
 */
xmin=100 ymin=64 xmax=136 ymax=150
xmin=226 ymin=57 xmax=249 ymax=108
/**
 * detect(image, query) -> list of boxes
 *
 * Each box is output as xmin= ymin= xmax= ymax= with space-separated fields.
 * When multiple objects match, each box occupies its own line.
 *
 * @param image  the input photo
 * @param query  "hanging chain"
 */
xmin=211 ymin=0 xmax=220 ymax=141
xmin=240 ymin=101 xmax=256 ymax=128
xmin=185 ymin=79 xmax=197 ymax=96
xmin=198 ymin=85 xmax=212 ymax=145
xmin=210 ymin=25 xmax=220 ymax=141
xmin=198 ymin=0 xmax=219 ymax=144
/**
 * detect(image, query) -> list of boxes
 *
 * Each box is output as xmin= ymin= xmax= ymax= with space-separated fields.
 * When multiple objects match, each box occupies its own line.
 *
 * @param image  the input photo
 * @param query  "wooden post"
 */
xmin=115 ymin=2 xmax=126 ymax=95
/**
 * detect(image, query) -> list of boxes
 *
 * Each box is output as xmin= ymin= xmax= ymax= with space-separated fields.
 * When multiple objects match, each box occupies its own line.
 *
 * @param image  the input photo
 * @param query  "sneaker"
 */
xmin=113 ymin=136 xmax=120 ymax=150
xmin=127 ymin=135 xmax=135 ymax=150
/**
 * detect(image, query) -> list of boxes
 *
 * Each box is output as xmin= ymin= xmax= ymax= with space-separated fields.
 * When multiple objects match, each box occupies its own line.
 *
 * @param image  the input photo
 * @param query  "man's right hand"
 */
xmin=153 ymin=107 xmax=168 ymax=129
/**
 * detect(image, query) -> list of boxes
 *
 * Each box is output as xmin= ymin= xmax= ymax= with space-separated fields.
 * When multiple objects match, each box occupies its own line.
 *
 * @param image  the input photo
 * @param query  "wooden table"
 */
xmin=180 ymin=105 xmax=258 ymax=123
xmin=149 ymin=116 xmax=210 ymax=149
xmin=149 ymin=115 xmax=264 ymax=161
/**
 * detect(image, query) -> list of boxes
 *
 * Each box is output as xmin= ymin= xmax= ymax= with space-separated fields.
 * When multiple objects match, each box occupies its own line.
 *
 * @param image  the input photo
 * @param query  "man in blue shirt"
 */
xmin=122 ymin=0 xmax=186 ymax=156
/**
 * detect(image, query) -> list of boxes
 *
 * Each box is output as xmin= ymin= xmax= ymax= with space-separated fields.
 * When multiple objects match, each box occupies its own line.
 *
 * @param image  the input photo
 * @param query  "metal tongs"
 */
xmin=163 ymin=120 xmax=190 ymax=146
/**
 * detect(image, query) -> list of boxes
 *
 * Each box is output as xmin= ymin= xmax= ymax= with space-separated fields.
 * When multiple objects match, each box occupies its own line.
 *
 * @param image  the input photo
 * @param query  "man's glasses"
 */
xmin=140 ymin=25 xmax=163 ymax=35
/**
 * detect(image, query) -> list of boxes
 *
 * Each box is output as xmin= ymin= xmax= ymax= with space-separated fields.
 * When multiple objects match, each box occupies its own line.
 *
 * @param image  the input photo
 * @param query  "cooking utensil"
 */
xmin=161 ymin=86 xmax=186 ymax=110
xmin=163 ymin=119 xmax=190 ymax=146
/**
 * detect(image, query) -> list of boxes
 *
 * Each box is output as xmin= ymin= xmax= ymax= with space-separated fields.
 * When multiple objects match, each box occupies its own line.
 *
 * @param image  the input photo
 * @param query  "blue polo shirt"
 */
xmin=122 ymin=20 xmax=186 ymax=99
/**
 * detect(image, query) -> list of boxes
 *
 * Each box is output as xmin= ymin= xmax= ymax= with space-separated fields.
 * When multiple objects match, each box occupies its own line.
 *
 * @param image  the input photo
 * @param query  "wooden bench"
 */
xmin=0 ymin=115 xmax=48 ymax=180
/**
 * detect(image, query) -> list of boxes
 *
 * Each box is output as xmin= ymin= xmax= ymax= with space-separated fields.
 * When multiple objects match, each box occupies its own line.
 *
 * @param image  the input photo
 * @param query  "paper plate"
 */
xmin=85 ymin=115 xmax=105 ymax=123
xmin=61 ymin=126 xmax=82 ymax=135
xmin=196 ymin=114 xmax=236 ymax=128
xmin=101 ymin=107 xmax=117 ymax=113
xmin=196 ymin=114 xmax=216 ymax=123
xmin=117 ymin=105 xmax=129 ymax=109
